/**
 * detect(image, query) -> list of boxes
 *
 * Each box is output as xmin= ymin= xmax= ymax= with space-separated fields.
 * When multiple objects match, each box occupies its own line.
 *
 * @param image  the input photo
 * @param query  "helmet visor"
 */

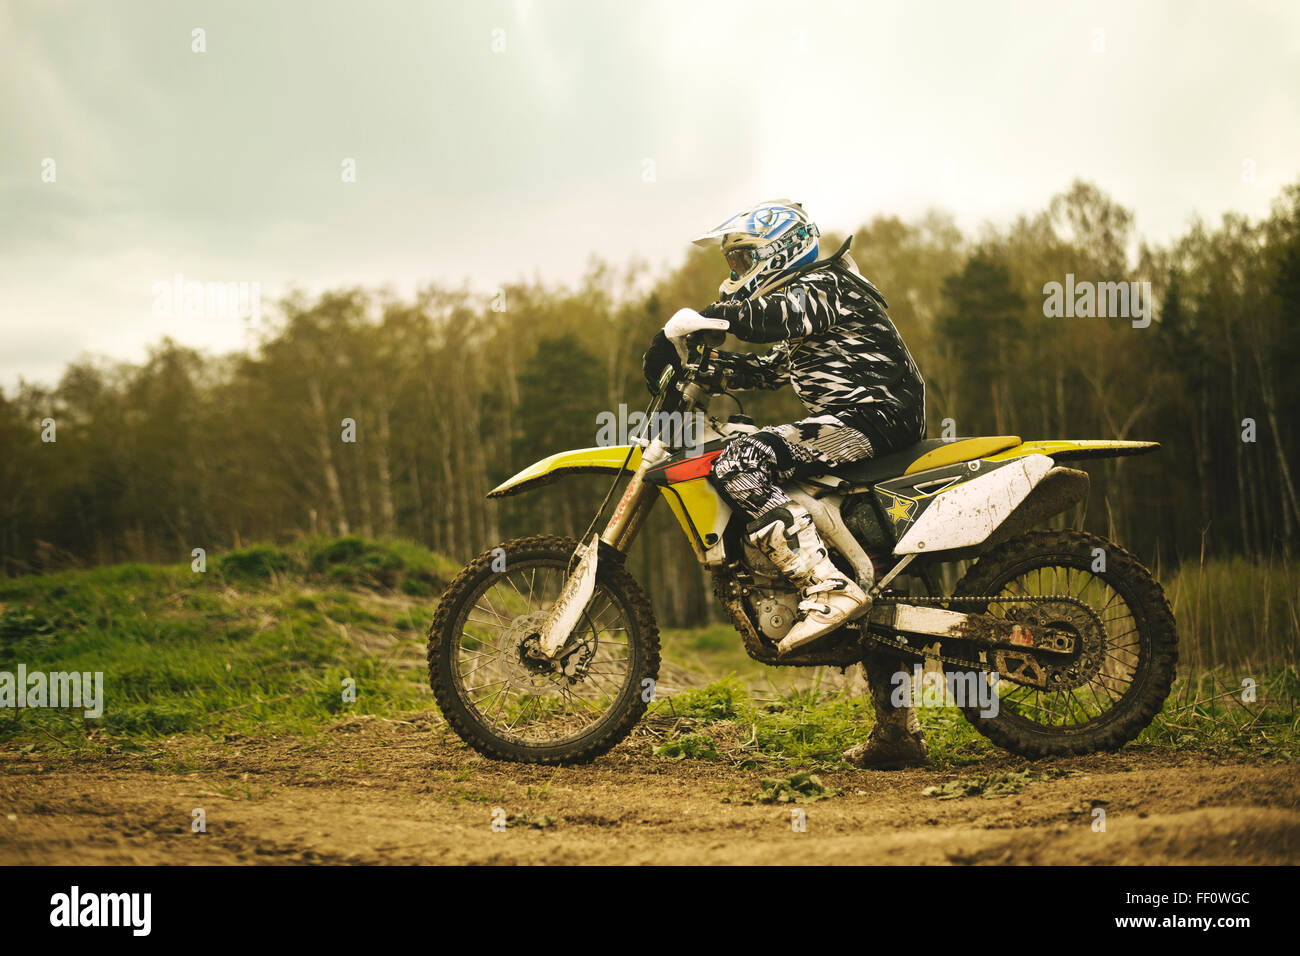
xmin=725 ymin=246 xmax=759 ymax=276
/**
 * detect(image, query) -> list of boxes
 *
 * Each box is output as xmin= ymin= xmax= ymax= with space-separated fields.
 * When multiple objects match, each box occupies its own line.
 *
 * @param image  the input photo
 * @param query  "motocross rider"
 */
xmin=642 ymin=199 xmax=930 ymax=768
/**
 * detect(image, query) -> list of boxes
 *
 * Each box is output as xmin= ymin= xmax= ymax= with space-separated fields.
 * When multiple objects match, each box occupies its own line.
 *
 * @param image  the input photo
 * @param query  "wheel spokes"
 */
xmin=452 ymin=562 xmax=634 ymax=746
xmin=992 ymin=564 xmax=1141 ymax=729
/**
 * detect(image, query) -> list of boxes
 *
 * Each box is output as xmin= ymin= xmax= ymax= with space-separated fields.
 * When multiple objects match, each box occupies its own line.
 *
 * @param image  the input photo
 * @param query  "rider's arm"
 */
xmin=723 ymin=270 xmax=858 ymax=344
xmin=710 ymin=346 xmax=790 ymax=391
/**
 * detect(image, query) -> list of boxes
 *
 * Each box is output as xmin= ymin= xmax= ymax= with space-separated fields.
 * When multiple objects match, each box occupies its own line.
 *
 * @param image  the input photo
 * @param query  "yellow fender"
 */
xmin=487 ymin=445 xmax=643 ymax=499
xmin=986 ymin=439 xmax=1159 ymax=462
xmin=487 ymin=445 xmax=727 ymax=560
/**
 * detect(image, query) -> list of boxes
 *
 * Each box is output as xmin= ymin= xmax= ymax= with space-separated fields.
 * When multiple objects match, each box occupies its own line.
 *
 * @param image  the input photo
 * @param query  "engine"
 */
xmin=739 ymin=541 xmax=803 ymax=641
xmin=736 ymin=493 xmax=891 ymax=644
xmin=749 ymin=590 xmax=802 ymax=641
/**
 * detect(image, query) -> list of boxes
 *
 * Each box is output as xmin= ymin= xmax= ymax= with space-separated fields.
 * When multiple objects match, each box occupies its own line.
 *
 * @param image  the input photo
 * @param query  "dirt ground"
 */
xmin=2 ymin=715 xmax=1297 ymax=865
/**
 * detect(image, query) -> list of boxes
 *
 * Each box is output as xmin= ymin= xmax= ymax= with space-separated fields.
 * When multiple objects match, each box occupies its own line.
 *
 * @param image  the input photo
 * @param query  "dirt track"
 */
xmin=2 ymin=715 xmax=1297 ymax=865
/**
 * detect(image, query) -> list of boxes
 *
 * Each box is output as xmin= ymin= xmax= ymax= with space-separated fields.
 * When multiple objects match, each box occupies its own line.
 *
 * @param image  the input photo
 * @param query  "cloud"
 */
xmin=1 ymin=0 xmax=1298 ymax=388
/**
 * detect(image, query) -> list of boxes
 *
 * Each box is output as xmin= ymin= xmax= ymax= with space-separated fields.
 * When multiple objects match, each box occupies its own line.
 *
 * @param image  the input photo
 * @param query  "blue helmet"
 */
xmin=692 ymin=199 xmax=820 ymax=300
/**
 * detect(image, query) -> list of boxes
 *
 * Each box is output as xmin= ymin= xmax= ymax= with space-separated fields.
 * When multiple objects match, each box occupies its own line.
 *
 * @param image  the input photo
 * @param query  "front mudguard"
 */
xmin=487 ymin=445 xmax=642 ymax=499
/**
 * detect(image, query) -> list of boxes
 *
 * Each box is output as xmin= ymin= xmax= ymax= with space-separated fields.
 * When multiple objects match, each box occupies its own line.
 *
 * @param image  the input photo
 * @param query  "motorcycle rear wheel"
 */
xmin=953 ymin=530 xmax=1177 ymax=758
xmin=427 ymin=535 xmax=660 ymax=764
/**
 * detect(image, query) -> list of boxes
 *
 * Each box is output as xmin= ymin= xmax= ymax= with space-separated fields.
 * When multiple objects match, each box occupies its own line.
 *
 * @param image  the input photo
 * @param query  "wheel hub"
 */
xmin=506 ymin=610 xmax=596 ymax=686
xmin=1014 ymin=600 xmax=1107 ymax=688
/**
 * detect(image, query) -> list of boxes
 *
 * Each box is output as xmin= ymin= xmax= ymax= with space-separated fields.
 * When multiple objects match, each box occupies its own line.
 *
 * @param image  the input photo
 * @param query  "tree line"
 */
xmin=2 ymin=179 xmax=1297 ymax=625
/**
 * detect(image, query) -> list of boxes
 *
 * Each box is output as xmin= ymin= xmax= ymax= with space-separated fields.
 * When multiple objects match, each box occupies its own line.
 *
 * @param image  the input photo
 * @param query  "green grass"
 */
xmin=1137 ymin=665 xmax=1299 ymax=760
xmin=0 ymin=541 xmax=1295 ymax=769
xmin=650 ymin=732 xmax=719 ymax=761
xmin=755 ymin=770 xmax=839 ymax=803
xmin=1166 ymin=553 xmax=1299 ymax=668
xmin=649 ymin=676 xmax=998 ymax=770
xmin=658 ymin=623 xmax=763 ymax=682
xmin=646 ymin=667 xmax=1299 ymax=771
xmin=0 ymin=537 xmax=453 ymax=750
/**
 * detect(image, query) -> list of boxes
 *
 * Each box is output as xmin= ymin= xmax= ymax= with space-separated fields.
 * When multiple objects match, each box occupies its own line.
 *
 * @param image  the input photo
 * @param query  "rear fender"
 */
xmin=986 ymin=439 xmax=1159 ymax=462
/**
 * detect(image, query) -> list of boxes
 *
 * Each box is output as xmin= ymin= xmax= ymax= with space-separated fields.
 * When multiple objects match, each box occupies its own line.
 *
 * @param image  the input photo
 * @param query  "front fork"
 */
xmin=599 ymin=437 xmax=669 ymax=553
xmin=535 ymin=438 xmax=669 ymax=658
xmin=602 ymin=376 xmax=712 ymax=552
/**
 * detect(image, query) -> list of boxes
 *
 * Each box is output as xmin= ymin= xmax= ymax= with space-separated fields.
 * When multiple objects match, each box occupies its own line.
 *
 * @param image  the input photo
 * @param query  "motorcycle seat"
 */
xmin=820 ymin=435 xmax=1022 ymax=485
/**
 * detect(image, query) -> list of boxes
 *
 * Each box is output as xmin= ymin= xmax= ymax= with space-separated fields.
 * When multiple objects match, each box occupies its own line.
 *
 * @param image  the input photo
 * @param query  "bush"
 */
xmin=306 ymin=536 xmax=448 ymax=592
xmin=216 ymin=545 xmax=293 ymax=582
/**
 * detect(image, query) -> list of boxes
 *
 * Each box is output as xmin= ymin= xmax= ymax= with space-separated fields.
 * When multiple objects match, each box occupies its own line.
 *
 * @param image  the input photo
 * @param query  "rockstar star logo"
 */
xmin=884 ymin=494 xmax=916 ymax=524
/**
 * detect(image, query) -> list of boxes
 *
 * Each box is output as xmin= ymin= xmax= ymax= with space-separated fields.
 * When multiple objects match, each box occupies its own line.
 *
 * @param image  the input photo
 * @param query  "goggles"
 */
xmin=724 ymin=223 xmax=820 ymax=277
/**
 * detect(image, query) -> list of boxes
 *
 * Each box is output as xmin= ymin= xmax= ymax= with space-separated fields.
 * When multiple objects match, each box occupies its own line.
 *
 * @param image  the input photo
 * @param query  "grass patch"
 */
xmin=651 ymin=732 xmax=719 ymax=761
xmin=922 ymin=767 xmax=1076 ymax=800
xmin=211 ymin=536 xmax=460 ymax=593
xmin=755 ymin=770 xmax=839 ymax=804
xmin=1 ymin=544 xmax=1295 ymax=768
xmin=658 ymin=624 xmax=763 ymax=682
xmin=1139 ymin=665 xmax=1299 ymax=760
xmin=0 ymin=538 xmax=448 ymax=751
xmin=649 ymin=677 xmax=995 ymax=770
xmin=1167 ymin=554 xmax=1299 ymax=668
xmin=647 ymin=667 xmax=1299 ymax=771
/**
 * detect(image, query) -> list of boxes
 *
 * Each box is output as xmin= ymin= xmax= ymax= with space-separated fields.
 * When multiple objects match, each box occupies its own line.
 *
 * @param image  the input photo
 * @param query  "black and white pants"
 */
xmin=709 ymin=414 xmax=875 ymax=524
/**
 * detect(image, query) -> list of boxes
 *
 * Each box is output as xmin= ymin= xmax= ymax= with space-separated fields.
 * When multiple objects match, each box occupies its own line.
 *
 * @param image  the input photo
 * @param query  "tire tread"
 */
xmin=427 ymin=535 xmax=660 ymax=765
xmin=954 ymin=529 xmax=1177 ymax=758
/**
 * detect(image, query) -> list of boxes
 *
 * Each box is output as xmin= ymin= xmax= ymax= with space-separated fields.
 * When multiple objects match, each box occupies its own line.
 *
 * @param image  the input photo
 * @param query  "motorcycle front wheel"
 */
xmin=427 ymin=535 xmax=660 ymax=764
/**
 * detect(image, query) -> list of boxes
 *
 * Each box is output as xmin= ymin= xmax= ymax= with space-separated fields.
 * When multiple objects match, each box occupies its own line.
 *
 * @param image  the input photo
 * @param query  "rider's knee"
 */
xmin=711 ymin=432 xmax=790 ymax=485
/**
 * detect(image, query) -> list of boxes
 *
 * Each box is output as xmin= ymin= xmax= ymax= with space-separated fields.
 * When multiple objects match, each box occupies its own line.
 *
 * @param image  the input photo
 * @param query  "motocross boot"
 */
xmin=843 ymin=650 xmax=930 ymax=769
xmin=746 ymin=504 xmax=869 ymax=655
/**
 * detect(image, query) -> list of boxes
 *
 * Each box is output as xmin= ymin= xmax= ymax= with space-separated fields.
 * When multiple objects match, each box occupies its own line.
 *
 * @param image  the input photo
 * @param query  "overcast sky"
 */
xmin=2 ymin=0 xmax=1298 ymax=389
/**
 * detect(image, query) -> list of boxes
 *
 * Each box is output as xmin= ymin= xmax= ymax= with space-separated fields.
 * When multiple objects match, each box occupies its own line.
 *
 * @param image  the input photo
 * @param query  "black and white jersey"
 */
xmin=711 ymin=262 xmax=927 ymax=452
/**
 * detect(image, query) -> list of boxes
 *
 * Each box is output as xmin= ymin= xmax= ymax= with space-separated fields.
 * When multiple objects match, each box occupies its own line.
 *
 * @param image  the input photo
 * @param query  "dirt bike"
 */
xmin=427 ymin=327 xmax=1178 ymax=765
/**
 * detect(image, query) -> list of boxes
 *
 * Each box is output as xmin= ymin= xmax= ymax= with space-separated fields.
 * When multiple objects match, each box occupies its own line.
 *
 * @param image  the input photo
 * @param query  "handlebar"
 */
xmin=642 ymin=328 xmax=747 ymax=449
xmin=649 ymin=323 xmax=729 ymax=419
